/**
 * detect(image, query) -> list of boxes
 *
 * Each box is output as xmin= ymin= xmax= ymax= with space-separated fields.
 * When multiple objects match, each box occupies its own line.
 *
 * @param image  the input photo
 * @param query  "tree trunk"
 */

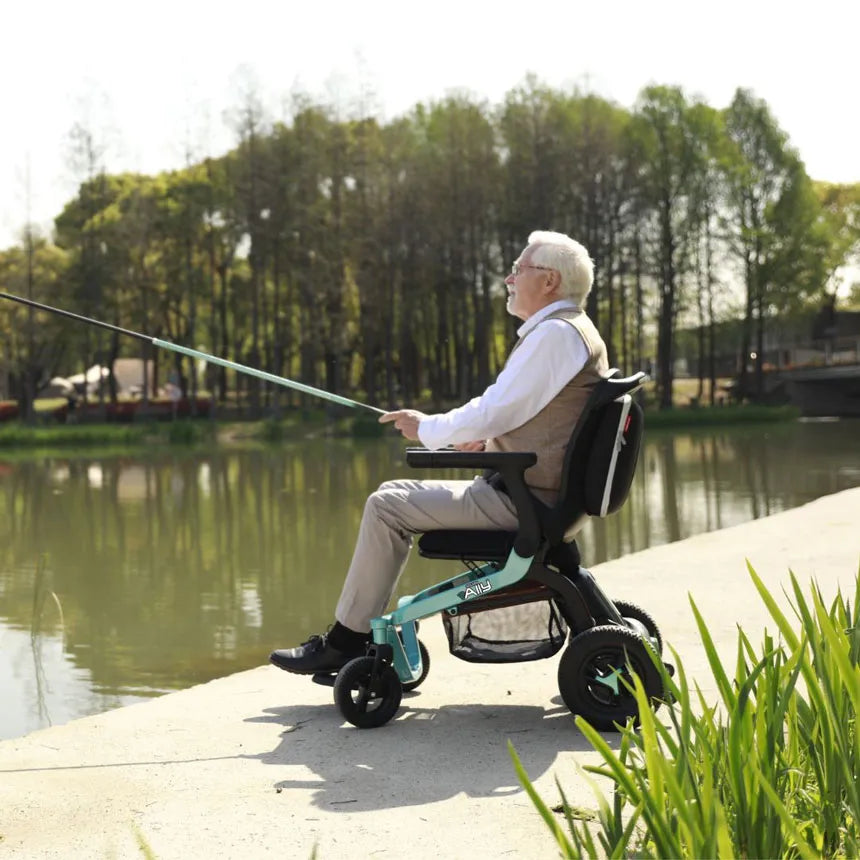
xmin=705 ymin=218 xmax=716 ymax=406
xmin=657 ymin=202 xmax=676 ymax=410
xmin=217 ymin=266 xmax=230 ymax=403
xmin=739 ymin=253 xmax=754 ymax=401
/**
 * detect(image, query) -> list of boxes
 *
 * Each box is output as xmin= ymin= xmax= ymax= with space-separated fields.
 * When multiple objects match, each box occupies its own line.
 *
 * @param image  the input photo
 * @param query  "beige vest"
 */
xmin=485 ymin=307 xmax=608 ymax=506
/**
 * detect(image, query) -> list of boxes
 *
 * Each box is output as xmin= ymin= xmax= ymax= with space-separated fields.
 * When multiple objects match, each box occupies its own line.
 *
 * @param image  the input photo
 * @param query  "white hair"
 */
xmin=526 ymin=230 xmax=594 ymax=305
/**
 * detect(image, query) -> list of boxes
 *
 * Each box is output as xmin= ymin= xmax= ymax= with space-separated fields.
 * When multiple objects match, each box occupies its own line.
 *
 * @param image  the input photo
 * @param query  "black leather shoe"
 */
xmin=269 ymin=633 xmax=362 ymax=675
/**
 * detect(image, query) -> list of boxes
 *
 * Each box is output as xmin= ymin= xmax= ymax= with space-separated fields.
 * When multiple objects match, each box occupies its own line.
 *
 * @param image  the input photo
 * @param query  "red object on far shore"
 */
xmin=0 ymin=397 xmax=212 ymax=424
xmin=0 ymin=401 xmax=20 ymax=422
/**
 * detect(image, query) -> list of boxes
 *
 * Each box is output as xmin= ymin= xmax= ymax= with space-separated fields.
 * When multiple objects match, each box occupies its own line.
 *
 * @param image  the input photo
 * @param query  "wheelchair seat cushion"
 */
xmin=417 ymin=529 xmax=516 ymax=562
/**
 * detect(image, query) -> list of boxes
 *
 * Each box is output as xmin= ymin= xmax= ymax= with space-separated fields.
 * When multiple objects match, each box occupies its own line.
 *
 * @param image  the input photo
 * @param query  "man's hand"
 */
xmin=378 ymin=409 xmax=427 ymax=441
xmin=454 ymin=440 xmax=486 ymax=452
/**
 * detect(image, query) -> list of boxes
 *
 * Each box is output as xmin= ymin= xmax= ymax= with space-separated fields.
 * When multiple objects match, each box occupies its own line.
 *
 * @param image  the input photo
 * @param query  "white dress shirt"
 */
xmin=417 ymin=300 xmax=590 ymax=450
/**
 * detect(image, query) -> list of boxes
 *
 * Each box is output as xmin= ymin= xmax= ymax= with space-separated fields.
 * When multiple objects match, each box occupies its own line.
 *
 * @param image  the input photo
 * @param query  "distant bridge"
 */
xmin=763 ymin=362 xmax=860 ymax=417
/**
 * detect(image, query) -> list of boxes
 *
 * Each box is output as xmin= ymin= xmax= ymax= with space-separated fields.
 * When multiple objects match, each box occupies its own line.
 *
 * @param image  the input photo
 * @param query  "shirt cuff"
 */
xmin=417 ymin=415 xmax=446 ymax=450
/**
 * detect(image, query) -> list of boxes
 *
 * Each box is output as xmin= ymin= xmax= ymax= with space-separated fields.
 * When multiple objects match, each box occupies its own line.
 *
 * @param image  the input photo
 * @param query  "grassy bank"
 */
xmin=0 ymin=419 xmax=217 ymax=449
xmin=0 ymin=411 xmax=383 ymax=450
xmin=0 ymin=402 xmax=801 ymax=450
xmin=643 ymin=403 xmax=801 ymax=428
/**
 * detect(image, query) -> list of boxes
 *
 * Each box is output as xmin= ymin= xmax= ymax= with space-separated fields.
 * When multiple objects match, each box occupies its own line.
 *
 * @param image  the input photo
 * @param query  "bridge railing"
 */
xmin=769 ymin=337 xmax=860 ymax=371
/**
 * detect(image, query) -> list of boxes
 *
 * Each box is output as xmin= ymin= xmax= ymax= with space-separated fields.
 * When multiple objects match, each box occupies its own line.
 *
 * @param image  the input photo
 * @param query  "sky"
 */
xmin=2 ymin=0 xmax=858 ymax=252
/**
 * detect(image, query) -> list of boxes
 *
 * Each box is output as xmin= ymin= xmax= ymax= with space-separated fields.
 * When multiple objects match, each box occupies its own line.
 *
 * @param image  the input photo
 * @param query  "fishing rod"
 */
xmin=0 ymin=291 xmax=386 ymax=416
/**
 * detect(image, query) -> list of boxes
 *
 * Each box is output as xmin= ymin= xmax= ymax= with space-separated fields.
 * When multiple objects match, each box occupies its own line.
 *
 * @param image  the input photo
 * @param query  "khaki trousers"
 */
xmin=335 ymin=477 xmax=518 ymax=632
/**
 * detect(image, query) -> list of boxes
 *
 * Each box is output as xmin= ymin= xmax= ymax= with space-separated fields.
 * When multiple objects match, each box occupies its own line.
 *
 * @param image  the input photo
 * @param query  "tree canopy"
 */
xmin=1 ymin=79 xmax=857 ymax=415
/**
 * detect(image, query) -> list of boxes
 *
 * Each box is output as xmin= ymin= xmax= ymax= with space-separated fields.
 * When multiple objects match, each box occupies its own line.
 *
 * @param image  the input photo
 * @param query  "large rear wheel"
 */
xmin=613 ymin=599 xmax=663 ymax=654
xmin=558 ymin=625 xmax=663 ymax=731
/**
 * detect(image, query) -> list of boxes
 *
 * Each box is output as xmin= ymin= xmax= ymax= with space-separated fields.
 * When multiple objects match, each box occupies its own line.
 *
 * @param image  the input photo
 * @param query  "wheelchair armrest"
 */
xmin=405 ymin=448 xmax=542 ymax=557
xmin=405 ymin=449 xmax=536 ymax=470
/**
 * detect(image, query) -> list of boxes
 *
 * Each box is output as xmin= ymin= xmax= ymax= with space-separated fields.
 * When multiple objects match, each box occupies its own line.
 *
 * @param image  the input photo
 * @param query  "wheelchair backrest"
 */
xmin=543 ymin=370 xmax=647 ymax=542
xmin=583 ymin=392 xmax=643 ymax=516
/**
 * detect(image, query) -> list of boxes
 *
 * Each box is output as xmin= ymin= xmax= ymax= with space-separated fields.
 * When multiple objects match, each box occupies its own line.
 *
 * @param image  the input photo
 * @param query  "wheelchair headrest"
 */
xmin=587 ymin=369 xmax=649 ymax=406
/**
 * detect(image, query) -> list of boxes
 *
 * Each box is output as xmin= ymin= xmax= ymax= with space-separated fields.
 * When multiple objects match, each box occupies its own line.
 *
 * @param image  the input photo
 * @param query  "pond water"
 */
xmin=2 ymin=418 xmax=859 ymax=740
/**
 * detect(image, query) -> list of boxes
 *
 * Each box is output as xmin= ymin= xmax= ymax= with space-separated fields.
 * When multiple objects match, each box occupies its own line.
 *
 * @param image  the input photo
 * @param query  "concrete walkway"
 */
xmin=1 ymin=487 xmax=859 ymax=859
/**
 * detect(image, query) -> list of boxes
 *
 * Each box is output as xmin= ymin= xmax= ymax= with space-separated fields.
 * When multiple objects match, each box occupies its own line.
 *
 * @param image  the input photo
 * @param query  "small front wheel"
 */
xmin=334 ymin=657 xmax=403 ymax=729
xmin=401 ymin=640 xmax=431 ymax=692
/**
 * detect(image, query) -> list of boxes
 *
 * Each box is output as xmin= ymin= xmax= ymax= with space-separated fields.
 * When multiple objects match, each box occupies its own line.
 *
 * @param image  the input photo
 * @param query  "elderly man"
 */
xmin=270 ymin=230 xmax=608 ymax=674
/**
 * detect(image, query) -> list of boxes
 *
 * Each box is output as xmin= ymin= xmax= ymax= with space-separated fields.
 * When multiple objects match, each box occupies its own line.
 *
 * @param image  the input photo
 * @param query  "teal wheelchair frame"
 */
xmin=326 ymin=371 xmax=670 ymax=729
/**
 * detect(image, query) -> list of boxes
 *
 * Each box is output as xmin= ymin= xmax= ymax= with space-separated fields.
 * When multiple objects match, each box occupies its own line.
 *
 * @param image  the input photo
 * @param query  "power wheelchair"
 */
xmin=322 ymin=370 xmax=670 ymax=730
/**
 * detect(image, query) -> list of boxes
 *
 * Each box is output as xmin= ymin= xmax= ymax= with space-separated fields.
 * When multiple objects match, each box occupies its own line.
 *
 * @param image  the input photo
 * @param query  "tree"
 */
xmin=0 ymin=235 xmax=70 ymax=406
xmin=4 ymin=79 xmax=842 ymax=419
xmin=721 ymin=89 xmax=819 ymax=398
xmin=629 ymin=86 xmax=712 ymax=409
xmin=58 ymin=121 xmax=116 ymax=413
xmin=814 ymin=181 xmax=860 ymax=303
xmin=683 ymin=103 xmax=726 ymax=403
xmin=415 ymin=95 xmax=500 ymax=401
xmin=562 ymin=94 xmax=639 ymax=364
xmin=342 ymin=114 xmax=407 ymax=406
xmin=497 ymin=77 xmax=569 ymax=253
xmin=224 ymin=71 xmax=271 ymax=415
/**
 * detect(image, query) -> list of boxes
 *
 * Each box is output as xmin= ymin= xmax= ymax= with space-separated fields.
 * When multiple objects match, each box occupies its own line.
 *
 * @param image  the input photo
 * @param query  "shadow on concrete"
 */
xmin=245 ymin=695 xmax=621 ymax=812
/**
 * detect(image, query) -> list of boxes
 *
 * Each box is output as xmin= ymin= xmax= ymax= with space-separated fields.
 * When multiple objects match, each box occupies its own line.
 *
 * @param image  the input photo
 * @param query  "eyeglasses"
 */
xmin=511 ymin=262 xmax=554 ymax=276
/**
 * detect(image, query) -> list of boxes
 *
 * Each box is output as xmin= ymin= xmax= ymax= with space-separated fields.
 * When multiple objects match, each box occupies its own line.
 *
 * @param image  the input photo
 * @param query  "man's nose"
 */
xmin=504 ymin=273 xmax=515 ymax=285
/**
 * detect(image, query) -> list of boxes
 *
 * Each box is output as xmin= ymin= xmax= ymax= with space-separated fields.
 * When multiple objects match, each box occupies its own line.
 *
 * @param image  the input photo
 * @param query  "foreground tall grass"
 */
xmin=513 ymin=563 xmax=860 ymax=858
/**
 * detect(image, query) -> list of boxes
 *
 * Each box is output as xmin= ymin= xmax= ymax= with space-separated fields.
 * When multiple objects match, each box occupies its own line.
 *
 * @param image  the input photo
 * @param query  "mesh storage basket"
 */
xmin=442 ymin=596 xmax=567 ymax=663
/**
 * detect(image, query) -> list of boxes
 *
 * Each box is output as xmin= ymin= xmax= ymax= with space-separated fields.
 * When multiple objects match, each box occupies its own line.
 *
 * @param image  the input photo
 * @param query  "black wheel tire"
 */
xmin=401 ymin=640 xmax=431 ymax=692
xmin=334 ymin=656 xmax=403 ymax=729
xmin=613 ymin=600 xmax=663 ymax=654
xmin=558 ymin=625 xmax=664 ymax=731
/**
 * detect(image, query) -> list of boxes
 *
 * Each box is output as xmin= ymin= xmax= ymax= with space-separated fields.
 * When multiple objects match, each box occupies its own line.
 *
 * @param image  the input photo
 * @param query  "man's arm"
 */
xmin=381 ymin=321 xmax=588 ymax=447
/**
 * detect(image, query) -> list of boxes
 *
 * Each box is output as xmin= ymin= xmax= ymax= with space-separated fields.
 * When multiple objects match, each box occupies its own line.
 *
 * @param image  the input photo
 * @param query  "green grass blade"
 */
xmin=508 ymin=742 xmax=576 ymax=858
xmin=747 ymin=561 xmax=801 ymax=650
xmin=690 ymin=595 xmax=737 ymax=709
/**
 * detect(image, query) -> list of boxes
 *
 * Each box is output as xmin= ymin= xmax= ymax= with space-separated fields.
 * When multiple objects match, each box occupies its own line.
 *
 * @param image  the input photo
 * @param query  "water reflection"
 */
xmin=1 ymin=419 xmax=859 ymax=740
